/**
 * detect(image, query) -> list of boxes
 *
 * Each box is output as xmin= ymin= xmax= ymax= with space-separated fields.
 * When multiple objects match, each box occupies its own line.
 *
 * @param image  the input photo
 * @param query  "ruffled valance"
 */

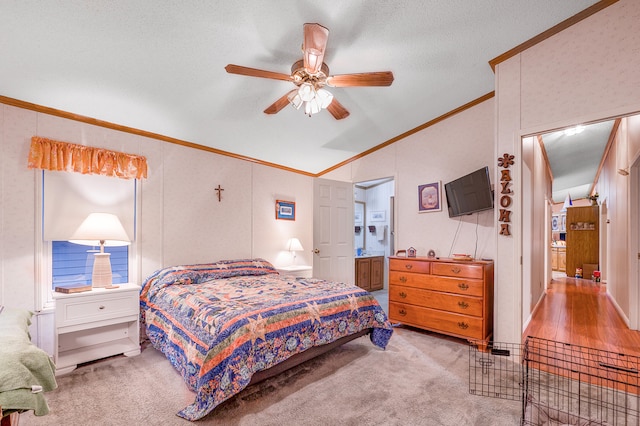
xmin=27 ymin=136 xmax=147 ymax=179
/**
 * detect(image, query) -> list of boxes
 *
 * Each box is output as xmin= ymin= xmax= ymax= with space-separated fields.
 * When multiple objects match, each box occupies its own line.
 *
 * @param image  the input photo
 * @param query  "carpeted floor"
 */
xmin=21 ymin=327 xmax=521 ymax=425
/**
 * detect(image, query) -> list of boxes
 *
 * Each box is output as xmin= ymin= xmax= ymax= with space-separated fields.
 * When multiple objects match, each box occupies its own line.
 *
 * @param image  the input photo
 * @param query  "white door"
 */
xmin=313 ymin=178 xmax=354 ymax=283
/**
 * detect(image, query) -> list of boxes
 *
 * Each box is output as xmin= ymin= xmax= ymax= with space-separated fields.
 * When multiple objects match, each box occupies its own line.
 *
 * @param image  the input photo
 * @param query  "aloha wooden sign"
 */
xmin=498 ymin=153 xmax=514 ymax=236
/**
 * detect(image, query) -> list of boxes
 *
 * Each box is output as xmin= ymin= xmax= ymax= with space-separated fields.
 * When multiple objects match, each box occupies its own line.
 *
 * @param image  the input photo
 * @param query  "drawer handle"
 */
xmin=458 ymin=301 xmax=469 ymax=309
xmin=405 ymin=264 xmax=413 ymax=270
xmin=451 ymin=267 xmax=461 ymax=274
xmin=458 ymin=283 xmax=469 ymax=291
xmin=398 ymin=309 xmax=407 ymax=316
xmin=399 ymin=291 xmax=407 ymax=299
xmin=399 ymin=276 xmax=407 ymax=283
xmin=99 ymin=305 xmax=105 ymax=310
xmin=457 ymin=322 xmax=469 ymax=330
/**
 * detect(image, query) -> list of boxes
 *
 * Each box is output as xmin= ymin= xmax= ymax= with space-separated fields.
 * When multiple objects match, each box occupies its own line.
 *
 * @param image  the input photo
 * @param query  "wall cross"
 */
xmin=214 ymin=184 xmax=224 ymax=202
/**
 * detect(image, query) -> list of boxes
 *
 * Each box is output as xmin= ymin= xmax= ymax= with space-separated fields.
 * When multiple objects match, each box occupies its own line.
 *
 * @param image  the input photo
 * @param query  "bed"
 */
xmin=0 ymin=307 xmax=57 ymax=424
xmin=140 ymin=258 xmax=393 ymax=421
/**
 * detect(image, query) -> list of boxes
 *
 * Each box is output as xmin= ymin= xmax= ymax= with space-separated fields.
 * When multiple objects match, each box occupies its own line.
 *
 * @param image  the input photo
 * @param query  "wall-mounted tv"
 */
xmin=444 ymin=166 xmax=494 ymax=218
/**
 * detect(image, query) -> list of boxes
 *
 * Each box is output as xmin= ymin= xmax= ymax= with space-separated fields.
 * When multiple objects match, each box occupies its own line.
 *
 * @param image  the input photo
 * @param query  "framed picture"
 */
xmin=354 ymin=211 xmax=362 ymax=224
xmin=418 ymin=181 xmax=442 ymax=213
xmin=276 ymin=200 xmax=295 ymax=220
xmin=551 ymin=214 xmax=559 ymax=231
xmin=561 ymin=214 xmax=567 ymax=232
xmin=369 ymin=210 xmax=385 ymax=222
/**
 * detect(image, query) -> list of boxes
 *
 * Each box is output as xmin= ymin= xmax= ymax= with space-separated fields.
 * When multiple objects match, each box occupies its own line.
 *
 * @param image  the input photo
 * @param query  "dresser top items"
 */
xmin=389 ymin=256 xmax=493 ymax=265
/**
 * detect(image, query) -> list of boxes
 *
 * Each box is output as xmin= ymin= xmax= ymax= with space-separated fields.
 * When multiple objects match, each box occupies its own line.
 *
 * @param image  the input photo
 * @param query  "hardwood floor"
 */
xmin=523 ymin=275 xmax=640 ymax=356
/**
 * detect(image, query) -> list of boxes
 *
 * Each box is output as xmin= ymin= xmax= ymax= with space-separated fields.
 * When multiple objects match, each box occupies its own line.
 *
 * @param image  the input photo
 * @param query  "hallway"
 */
xmin=523 ymin=275 xmax=640 ymax=356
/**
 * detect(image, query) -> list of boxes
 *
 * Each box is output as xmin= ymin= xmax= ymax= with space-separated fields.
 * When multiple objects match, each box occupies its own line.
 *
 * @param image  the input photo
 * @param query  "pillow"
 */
xmin=141 ymin=258 xmax=278 ymax=300
xmin=0 ymin=308 xmax=34 ymax=341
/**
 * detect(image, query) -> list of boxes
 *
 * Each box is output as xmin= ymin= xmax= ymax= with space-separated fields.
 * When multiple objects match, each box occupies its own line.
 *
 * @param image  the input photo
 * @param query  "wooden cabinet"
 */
xmin=53 ymin=283 xmax=141 ymax=375
xmin=551 ymin=247 xmax=566 ymax=272
xmin=355 ymin=256 xmax=384 ymax=291
xmin=388 ymin=257 xmax=493 ymax=341
xmin=565 ymin=206 xmax=598 ymax=277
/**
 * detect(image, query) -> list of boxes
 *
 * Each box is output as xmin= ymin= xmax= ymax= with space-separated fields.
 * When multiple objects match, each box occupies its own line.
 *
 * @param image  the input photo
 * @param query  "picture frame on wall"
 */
xmin=369 ymin=210 xmax=385 ymax=222
xmin=418 ymin=181 xmax=442 ymax=213
xmin=276 ymin=200 xmax=295 ymax=220
xmin=551 ymin=214 xmax=559 ymax=231
xmin=354 ymin=211 xmax=362 ymax=224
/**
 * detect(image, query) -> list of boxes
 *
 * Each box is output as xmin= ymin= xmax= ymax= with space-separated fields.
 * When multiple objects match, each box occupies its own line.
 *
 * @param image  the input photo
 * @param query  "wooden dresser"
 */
xmin=388 ymin=256 xmax=494 ymax=341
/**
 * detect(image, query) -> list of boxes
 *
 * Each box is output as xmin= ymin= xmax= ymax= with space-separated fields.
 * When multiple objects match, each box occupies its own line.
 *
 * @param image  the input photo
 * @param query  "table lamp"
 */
xmin=286 ymin=237 xmax=304 ymax=266
xmin=70 ymin=213 xmax=131 ymax=288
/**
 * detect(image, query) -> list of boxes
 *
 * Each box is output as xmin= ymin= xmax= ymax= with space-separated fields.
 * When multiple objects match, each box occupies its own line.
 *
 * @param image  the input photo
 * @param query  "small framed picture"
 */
xmin=551 ymin=215 xmax=559 ymax=231
xmin=369 ymin=210 xmax=385 ymax=222
xmin=354 ymin=212 xmax=363 ymax=224
xmin=276 ymin=200 xmax=296 ymax=220
xmin=418 ymin=181 xmax=442 ymax=213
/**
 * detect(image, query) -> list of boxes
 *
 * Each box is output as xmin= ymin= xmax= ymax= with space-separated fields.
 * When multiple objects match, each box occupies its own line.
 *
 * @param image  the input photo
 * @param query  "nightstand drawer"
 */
xmin=56 ymin=292 xmax=138 ymax=328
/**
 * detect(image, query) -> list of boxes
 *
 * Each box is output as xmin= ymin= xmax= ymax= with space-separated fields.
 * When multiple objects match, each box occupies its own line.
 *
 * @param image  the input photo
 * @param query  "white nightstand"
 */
xmin=53 ymin=283 xmax=141 ymax=375
xmin=276 ymin=265 xmax=312 ymax=278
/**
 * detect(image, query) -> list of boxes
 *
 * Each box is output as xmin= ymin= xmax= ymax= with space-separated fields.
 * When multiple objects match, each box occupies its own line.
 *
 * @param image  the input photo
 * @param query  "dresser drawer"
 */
xmin=389 ymin=302 xmax=484 ymax=339
xmin=389 ymin=285 xmax=483 ymax=316
xmin=56 ymin=292 xmax=139 ymax=328
xmin=389 ymin=258 xmax=430 ymax=274
xmin=389 ymin=271 xmax=484 ymax=297
xmin=431 ymin=262 xmax=484 ymax=279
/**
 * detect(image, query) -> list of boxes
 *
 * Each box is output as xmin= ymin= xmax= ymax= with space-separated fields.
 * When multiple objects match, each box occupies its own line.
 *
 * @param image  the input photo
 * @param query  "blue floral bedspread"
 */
xmin=140 ymin=258 xmax=393 ymax=420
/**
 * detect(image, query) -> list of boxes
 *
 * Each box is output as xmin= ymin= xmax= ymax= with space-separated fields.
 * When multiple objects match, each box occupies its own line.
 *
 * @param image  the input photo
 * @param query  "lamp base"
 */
xmin=92 ymin=252 xmax=113 ymax=288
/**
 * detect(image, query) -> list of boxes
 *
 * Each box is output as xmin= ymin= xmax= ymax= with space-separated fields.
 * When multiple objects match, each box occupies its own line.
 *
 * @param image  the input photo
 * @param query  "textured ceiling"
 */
xmin=0 ymin=1 xmax=602 ymax=174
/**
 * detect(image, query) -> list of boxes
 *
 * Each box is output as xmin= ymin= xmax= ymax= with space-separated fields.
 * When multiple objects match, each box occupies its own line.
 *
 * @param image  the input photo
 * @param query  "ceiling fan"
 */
xmin=225 ymin=23 xmax=394 ymax=120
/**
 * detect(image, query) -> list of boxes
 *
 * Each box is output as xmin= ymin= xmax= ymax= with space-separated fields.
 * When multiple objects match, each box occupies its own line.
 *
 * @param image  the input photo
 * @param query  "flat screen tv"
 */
xmin=444 ymin=166 xmax=494 ymax=218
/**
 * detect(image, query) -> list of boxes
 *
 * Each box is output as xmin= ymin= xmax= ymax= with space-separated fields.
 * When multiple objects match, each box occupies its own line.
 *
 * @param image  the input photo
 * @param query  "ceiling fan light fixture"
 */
xmin=226 ymin=23 xmax=392 ymax=120
xmin=287 ymin=90 xmax=303 ymax=110
xmin=316 ymin=88 xmax=333 ymax=108
xmin=298 ymin=82 xmax=316 ymax=102
xmin=288 ymin=83 xmax=333 ymax=116
xmin=305 ymin=98 xmax=322 ymax=116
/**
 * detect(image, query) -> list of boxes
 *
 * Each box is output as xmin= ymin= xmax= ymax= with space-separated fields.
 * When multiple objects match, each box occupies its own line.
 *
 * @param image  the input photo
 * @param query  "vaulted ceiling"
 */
xmin=0 ymin=1 xmax=605 ymax=175
xmin=540 ymin=120 xmax=615 ymax=203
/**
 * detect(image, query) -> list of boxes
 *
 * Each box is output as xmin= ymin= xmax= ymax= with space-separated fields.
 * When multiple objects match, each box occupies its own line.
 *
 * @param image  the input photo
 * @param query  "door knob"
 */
xmin=313 ymin=249 xmax=320 ymax=254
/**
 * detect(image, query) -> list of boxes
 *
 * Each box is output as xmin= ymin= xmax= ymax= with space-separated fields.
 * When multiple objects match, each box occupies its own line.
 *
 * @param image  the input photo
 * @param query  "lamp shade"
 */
xmin=70 ymin=213 xmax=131 ymax=247
xmin=286 ymin=238 xmax=304 ymax=252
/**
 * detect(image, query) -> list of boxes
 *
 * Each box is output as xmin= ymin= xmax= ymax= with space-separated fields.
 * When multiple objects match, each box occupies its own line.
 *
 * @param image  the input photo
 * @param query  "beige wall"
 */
xmin=0 ymin=104 xmax=313 ymax=352
xmin=592 ymin=115 xmax=640 ymax=325
xmin=496 ymin=0 xmax=640 ymax=343
xmin=325 ymin=98 xmax=497 ymax=262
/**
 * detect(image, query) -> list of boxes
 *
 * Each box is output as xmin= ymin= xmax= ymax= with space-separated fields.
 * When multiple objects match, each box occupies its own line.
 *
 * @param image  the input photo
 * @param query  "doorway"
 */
xmin=353 ymin=177 xmax=394 ymax=310
xmin=522 ymin=112 xmax=640 ymax=347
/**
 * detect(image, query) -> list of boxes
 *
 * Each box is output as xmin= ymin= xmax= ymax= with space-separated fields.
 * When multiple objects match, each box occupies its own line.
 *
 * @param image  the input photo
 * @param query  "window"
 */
xmin=37 ymin=170 xmax=138 ymax=309
xmin=52 ymin=241 xmax=129 ymax=287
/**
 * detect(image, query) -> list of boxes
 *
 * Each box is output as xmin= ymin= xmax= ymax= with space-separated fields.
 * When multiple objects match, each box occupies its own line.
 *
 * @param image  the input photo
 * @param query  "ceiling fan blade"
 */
xmin=225 ymin=64 xmax=293 ymax=82
xmin=264 ymin=91 xmax=294 ymax=115
xmin=326 ymin=98 xmax=350 ymax=120
xmin=303 ymin=23 xmax=329 ymax=74
xmin=327 ymin=71 xmax=394 ymax=87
